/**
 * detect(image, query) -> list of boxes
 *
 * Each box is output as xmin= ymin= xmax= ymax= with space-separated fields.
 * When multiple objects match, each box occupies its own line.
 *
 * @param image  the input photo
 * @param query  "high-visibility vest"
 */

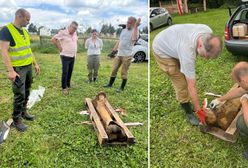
xmin=6 ymin=23 xmax=33 ymax=67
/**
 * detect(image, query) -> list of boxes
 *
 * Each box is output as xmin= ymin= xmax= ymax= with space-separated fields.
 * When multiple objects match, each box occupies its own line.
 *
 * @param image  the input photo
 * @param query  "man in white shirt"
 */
xmin=104 ymin=16 xmax=140 ymax=92
xmin=152 ymin=24 xmax=222 ymax=126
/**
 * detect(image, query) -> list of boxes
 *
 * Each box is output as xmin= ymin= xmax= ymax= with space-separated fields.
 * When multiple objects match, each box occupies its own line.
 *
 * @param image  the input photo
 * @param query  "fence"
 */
xmin=30 ymin=35 xmax=118 ymax=54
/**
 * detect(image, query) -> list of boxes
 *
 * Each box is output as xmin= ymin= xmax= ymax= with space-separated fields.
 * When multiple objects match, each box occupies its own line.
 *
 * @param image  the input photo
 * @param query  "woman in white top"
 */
xmin=85 ymin=29 xmax=103 ymax=82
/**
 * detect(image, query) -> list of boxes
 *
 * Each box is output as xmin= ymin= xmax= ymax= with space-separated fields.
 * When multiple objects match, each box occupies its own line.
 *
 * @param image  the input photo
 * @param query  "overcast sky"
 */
xmin=0 ymin=0 xmax=148 ymax=31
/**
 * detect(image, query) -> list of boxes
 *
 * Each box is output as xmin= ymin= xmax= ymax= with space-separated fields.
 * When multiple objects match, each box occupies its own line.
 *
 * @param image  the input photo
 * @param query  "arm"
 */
xmin=0 ymin=40 xmax=19 ymax=81
xmin=32 ymin=54 xmax=40 ymax=75
xmin=100 ymin=39 xmax=103 ymax=50
xmin=85 ymin=39 xmax=89 ymax=49
xmin=186 ymin=78 xmax=201 ymax=111
xmin=51 ymin=36 xmax=62 ymax=52
xmin=241 ymin=97 xmax=248 ymax=126
xmin=112 ymin=41 xmax=119 ymax=51
xmin=219 ymin=86 xmax=246 ymax=102
xmin=132 ymin=18 xmax=141 ymax=42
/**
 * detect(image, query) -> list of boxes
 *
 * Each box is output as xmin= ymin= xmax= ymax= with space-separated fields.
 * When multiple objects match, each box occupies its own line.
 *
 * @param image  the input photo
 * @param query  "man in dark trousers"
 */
xmin=51 ymin=21 xmax=78 ymax=95
xmin=0 ymin=8 xmax=40 ymax=132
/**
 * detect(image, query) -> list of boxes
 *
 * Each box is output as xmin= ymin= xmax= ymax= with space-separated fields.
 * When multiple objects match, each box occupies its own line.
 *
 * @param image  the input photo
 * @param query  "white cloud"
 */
xmin=0 ymin=0 xmax=148 ymax=31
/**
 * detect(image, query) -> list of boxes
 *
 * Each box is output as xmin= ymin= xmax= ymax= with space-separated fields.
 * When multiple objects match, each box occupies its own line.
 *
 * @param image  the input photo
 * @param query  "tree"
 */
xmin=108 ymin=24 xmax=115 ymax=35
xmin=116 ymin=27 xmax=122 ymax=37
xmin=100 ymin=24 xmax=108 ymax=34
xmin=184 ymin=0 xmax=189 ymax=13
xmin=100 ymin=24 xmax=116 ymax=35
xmin=203 ymin=0 xmax=206 ymax=11
xmin=86 ymin=27 xmax=92 ymax=34
xmin=28 ymin=23 xmax=37 ymax=33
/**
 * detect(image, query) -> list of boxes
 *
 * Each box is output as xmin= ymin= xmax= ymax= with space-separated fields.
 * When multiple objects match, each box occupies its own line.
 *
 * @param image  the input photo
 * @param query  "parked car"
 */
xmin=150 ymin=7 xmax=172 ymax=31
xmin=107 ymin=34 xmax=148 ymax=62
xmin=225 ymin=0 xmax=248 ymax=55
xmin=132 ymin=34 xmax=148 ymax=62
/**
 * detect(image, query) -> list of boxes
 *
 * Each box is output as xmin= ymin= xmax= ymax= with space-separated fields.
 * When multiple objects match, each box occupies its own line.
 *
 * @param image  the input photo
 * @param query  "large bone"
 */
xmin=92 ymin=92 xmax=126 ymax=141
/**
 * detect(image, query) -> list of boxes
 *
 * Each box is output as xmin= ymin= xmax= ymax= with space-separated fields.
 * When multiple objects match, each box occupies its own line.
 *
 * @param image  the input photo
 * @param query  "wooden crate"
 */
xmin=85 ymin=98 xmax=135 ymax=146
xmin=201 ymin=110 xmax=242 ymax=143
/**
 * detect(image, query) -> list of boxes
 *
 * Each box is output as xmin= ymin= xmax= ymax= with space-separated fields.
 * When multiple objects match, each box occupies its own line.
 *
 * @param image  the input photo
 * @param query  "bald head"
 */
xmin=201 ymin=34 xmax=222 ymax=59
xmin=14 ymin=8 xmax=30 ymax=28
xmin=127 ymin=16 xmax=137 ymax=29
xmin=232 ymin=62 xmax=248 ymax=82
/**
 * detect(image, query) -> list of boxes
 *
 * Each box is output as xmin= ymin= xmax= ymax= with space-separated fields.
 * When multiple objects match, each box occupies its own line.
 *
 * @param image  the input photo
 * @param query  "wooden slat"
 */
xmin=105 ymin=100 xmax=135 ymax=143
xmin=206 ymin=127 xmax=236 ymax=143
xmin=225 ymin=110 xmax=242 ymax=135
xmin=85 ymin=98 xmax=108 ymax=145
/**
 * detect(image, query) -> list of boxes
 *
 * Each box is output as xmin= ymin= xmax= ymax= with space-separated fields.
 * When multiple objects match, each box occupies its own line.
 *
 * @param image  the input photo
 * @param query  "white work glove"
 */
xmin=209 ymin=98 xmax=221 ymax=109
xmin=240 ymin=94 xmax=248 ymax=102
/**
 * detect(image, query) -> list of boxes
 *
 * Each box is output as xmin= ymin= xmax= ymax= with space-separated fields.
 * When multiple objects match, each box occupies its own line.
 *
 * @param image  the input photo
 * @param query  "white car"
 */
xmin=132 ymin=34 xmax=148 ymax=62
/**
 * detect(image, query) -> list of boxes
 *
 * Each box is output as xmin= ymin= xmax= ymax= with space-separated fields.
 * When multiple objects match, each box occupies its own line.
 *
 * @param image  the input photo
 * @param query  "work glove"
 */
xmin=209 ymin=98 xmax=221 ymax=109
xmin=240 ymin=94 xmax=248 ymax=102
xmin=196 ymin=109 xmax=206 ymax=125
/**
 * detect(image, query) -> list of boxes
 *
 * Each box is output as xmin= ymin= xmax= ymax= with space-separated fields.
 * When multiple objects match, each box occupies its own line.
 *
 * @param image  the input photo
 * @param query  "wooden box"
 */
xmin=85 ymin=97 xmax=135 ymax=146
xmin=233 ymin=23 xmax=248 ymax=37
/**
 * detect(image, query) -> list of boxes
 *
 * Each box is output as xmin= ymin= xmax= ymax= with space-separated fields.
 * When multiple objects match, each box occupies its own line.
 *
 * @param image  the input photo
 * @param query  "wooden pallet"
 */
xmin=201 ymin=110 xmax=242 ymax=143
xmin=85 ymin=98 xmax=135 ymax=146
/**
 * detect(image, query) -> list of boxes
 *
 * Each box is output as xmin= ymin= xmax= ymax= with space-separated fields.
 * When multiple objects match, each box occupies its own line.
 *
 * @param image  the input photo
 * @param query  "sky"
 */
xmin=0 ymin=0 xmax=148 ymax=32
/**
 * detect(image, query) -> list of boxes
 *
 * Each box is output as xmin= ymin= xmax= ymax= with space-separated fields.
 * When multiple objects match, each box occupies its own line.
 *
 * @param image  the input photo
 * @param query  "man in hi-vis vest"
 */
xmin=0 ymin=8 xmax=40 ymax=132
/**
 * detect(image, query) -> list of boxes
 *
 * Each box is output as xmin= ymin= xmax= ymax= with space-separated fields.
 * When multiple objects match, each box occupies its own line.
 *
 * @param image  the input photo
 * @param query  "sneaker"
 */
xmin=63 ymin=88 xmax=69 ymax=95
xmin=12 ymin=118 xmax=28 ymax=132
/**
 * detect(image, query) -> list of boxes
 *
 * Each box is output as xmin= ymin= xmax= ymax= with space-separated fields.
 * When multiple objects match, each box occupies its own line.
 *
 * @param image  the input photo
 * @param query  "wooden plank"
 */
xmin=205 ymin=127 xmax=236 ymax=143
xmin=105 ymin=100 xmax=135 ymax=144
xmin=85 ymin=98 xmax=108 ymax=145
xmin=225 ymin=110 xmax=242 ymax=135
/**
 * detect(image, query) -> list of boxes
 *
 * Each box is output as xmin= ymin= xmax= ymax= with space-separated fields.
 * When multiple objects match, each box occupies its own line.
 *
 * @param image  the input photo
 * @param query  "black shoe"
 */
xmin=93 ymin=78 xmax=97 ymax=82
xmin=104 ymin=77 xmax=116 ymax=88
xmin=116 ymin=87 xmax=124 ymax=93
xmin=186 ymin=113 xmax=200 ymax=126
xmin=116 ymin=79 xmax=127 ymax=93
xmin=13 ymin=118 xmax=28 ymax=132
xmin=243 ymin=149 xmax=248 ymax=160
xmin=180 ymin=102 xmax=199 ymax=126
xmin=22 ymin=111 xmax=35 ymax=121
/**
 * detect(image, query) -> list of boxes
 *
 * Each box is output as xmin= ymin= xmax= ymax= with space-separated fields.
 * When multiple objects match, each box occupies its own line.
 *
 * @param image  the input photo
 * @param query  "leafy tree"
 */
xmin=28 ymin=23 xmax=37 ymax=33
xmin=86 ymin=27 xmax=93 ymax=34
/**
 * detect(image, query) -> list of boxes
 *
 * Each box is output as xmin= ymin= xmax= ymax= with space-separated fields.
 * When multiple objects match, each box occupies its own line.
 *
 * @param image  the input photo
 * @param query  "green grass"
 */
xmin=150 ymin=9 xmax=248 ymax=167
xmin=0 ymin=52 xmax=148 ymax=167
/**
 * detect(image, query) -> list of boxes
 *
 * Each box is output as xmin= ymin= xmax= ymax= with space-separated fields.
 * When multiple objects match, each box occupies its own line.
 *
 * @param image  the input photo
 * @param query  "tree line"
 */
xmin=28 ymin=23 xmax=148 ymax=35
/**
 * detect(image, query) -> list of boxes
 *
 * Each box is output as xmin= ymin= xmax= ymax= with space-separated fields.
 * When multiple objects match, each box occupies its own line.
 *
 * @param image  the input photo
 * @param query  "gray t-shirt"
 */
xmin=117 ymin=28 xmax=134 ymax=57
xmin=152 ymin=24 xmax=213 ymax=79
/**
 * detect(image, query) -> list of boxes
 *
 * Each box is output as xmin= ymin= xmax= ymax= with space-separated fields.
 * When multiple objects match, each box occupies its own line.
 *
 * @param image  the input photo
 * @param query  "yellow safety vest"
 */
xmin=6 ymin=23 xmax=33 ymax=67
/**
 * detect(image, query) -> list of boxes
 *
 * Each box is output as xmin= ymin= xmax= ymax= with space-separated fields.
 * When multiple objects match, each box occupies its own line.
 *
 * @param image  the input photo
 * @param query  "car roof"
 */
xmin=150 ymin=7 xmax=166 ymax=10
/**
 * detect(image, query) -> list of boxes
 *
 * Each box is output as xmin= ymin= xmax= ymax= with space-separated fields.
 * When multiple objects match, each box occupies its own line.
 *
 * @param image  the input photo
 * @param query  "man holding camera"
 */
xmin=0 ymin=8 xmax=40 ymax=132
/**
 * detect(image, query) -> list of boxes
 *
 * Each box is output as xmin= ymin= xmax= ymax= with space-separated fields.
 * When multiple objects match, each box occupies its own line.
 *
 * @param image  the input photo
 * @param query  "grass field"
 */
xmin=150 ymin=9 xmax=248 ymax=167
xmin=0 ymin=52 xmax=148 ymax=167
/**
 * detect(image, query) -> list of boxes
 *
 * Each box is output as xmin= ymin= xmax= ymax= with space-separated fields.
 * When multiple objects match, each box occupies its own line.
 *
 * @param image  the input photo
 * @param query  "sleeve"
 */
xmin=178 ymin=45 xmax=196 ymax=79
xmin=100 ymin=39 xmax=103 ymax=50
xmin=0 ymin=27 xmax=12 ymax=42
xmin=85 ymin=39 xmax=89 ymax=49
xmin=53 ymin=30 xmax=63 ymax=40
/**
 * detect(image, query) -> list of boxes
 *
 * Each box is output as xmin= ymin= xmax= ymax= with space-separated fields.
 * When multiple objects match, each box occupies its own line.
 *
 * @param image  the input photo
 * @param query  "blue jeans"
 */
xmin=60 ymin=55 xmax=75 ymax=89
